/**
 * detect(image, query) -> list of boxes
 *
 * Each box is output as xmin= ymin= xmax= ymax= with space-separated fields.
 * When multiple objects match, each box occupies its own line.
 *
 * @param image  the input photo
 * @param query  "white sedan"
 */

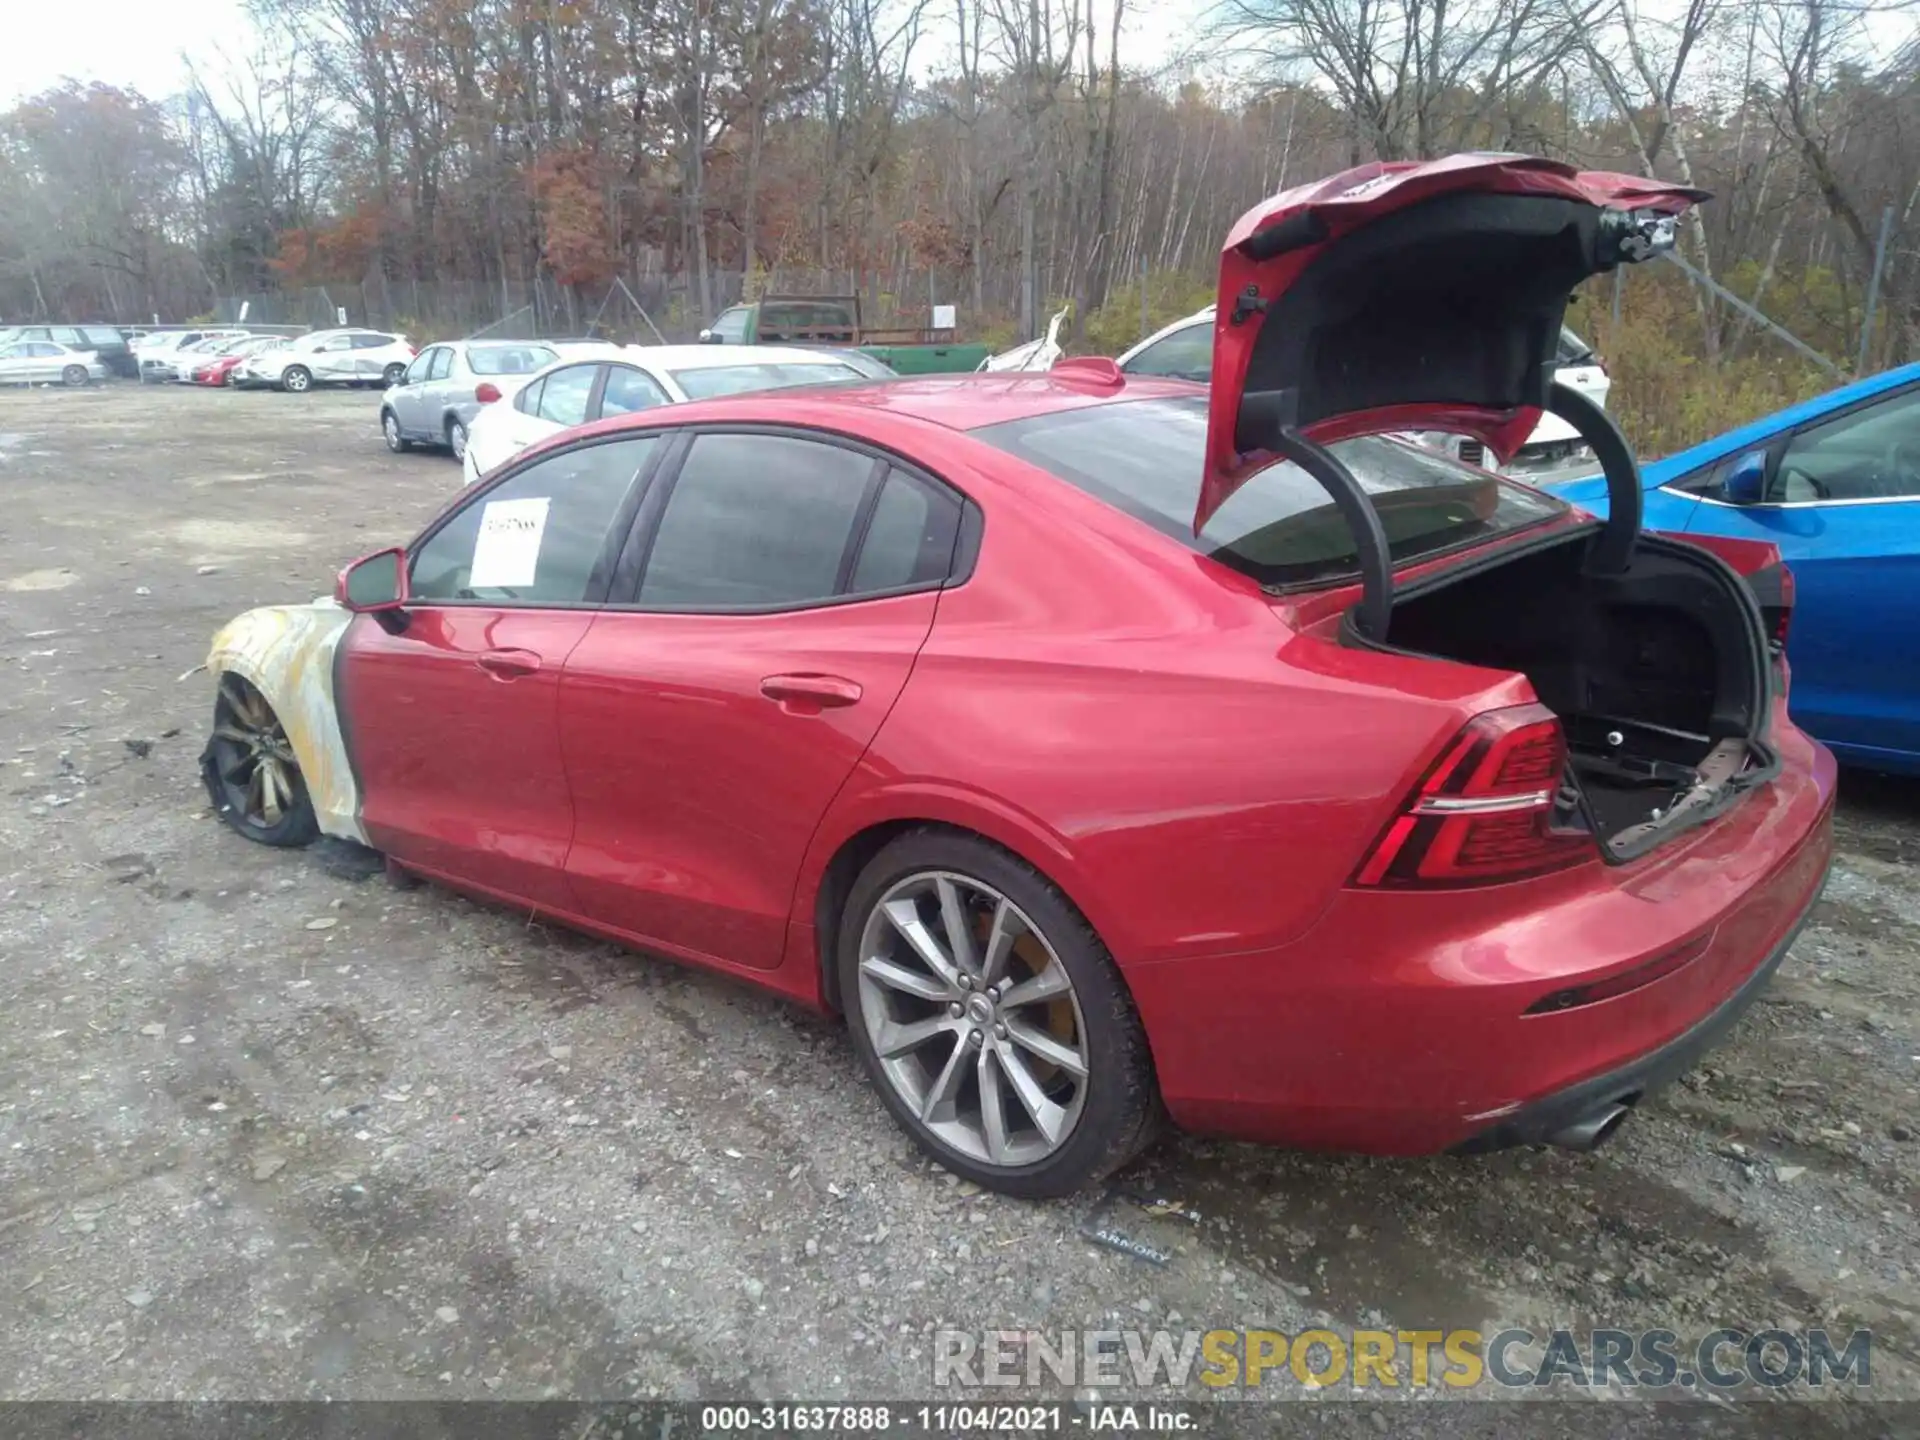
xmin=0 ymin=340 xmax=108 ymax=386
xmin=461 ymin=343 xmax=870 ymax=484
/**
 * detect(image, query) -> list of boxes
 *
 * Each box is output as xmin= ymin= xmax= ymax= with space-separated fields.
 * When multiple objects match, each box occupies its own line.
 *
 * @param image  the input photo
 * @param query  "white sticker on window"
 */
xmin=468 ymin=496 xmax=550 ymax=588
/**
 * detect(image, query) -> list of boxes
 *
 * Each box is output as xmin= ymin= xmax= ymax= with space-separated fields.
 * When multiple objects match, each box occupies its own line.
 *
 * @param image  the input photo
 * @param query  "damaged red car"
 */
xmin=201 ymin=155 xmax=1835 ymax=1196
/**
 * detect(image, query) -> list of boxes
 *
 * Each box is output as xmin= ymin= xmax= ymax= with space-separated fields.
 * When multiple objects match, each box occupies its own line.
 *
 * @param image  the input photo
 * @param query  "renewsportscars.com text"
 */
xmin=932 ymin=1327 xmax=1872 ymax=1391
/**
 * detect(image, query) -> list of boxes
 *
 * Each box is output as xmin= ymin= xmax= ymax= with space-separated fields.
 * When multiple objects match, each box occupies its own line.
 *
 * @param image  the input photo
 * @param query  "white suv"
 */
xmin=237 ymin=329 xmax=416 ymax=393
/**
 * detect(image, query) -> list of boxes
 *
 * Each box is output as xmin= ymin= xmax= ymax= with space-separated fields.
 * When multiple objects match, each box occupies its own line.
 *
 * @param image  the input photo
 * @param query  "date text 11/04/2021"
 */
xmin=698 ymin=1406 xmax=1191 ymax=1432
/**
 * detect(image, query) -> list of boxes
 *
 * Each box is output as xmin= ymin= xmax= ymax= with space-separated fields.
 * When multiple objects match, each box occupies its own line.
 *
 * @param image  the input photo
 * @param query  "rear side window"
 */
xmin=82 ymin=327 xmax=124 ymax=346
xmin=515 ymin=377 xmax=547 ymax=416
xmin=973 ymin=395 xmax=1564 ymax=588
xmin=600 ymin=365 xmax=671 ymax=417
xmin=1121 ymin=322 xmax=1212 ymax=382
xmin=353 ymin=333 xmax=395 ymax=348
xmin=537 ymin=365 xmax=598 ymax=425
xmin=851 ymin=472 xmax=961 ymax=594
xmin=470 ymin=345 xmax=555 ymax=376
xmin=668 ymin=362 xmax=860 ymax=400
xmin=637 ymin=434 xmax=877 ymax=608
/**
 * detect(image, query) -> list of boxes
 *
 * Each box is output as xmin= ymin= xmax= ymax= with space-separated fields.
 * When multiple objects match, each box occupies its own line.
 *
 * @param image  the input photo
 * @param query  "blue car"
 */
xmin=1542 ymin=361 xmax=1920 ymax=774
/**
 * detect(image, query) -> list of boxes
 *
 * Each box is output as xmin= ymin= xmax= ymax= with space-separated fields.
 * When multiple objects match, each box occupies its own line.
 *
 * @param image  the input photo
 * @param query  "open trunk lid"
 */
xmin=1191 ymin=154 xmax=1795 ymax=868
xmin=1198 ymin=154 xmax=1704 ymax=640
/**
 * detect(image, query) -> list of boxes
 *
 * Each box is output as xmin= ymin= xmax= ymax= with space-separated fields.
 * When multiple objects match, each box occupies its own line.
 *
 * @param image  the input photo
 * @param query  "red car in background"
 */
xmin=190 ymin=336 xmax=283 ymax=386
xmin=199 ymin=155 xmax=1834 ymax=1197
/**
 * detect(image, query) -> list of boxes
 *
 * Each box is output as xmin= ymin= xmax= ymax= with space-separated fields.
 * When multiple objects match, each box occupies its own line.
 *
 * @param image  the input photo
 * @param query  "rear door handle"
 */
xmin=760 ymin=673 xmax=863 ymax=709
xmin=477 ymin=649 xmax=542 ymax=679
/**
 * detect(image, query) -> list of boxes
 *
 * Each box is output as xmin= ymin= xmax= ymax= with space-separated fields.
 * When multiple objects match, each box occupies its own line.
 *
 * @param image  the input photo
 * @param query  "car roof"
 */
xmin=576 ymin=370 xmax=1205 ymax=438
xmin=627 ymin=343 xmax=863 ymax=371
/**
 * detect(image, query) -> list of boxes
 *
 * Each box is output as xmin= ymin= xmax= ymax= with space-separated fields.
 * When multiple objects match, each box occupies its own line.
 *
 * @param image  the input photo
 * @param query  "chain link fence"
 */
xmin=212 ymin=267 xmax=980 ymax=345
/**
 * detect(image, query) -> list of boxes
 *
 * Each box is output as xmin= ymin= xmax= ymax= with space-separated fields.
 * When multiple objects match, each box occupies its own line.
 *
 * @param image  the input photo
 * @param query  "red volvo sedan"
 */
xmin=201 ymin=156 xmax=1835 ymax=1196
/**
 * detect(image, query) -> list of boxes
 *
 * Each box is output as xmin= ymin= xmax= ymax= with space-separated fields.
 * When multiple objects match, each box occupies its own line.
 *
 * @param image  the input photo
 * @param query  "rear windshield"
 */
xmin=669 ymin=361 xmax=862 ymax=399
xmin=470 ymin=344 xmax=557 ymax=376
xmin=972 ymin=395 xmax=1565 ymax=588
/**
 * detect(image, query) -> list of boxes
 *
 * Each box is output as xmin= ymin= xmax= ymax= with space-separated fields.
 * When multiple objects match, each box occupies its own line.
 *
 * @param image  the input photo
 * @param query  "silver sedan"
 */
xmin=379 ymin=341 xmax=561 ymax=460
xmin=0 ymin=341 xmax=108 ymax=386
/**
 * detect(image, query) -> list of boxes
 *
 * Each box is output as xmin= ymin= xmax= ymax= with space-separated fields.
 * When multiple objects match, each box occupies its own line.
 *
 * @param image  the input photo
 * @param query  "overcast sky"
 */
xmin=0 ymin=0 xmax=1203 ymax=106
xmin=1 ymin=0 xmax=1907 ymax=109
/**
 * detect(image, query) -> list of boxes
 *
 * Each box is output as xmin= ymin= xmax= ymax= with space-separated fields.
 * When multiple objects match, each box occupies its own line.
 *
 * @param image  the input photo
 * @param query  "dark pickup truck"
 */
xmin=700 ymin=295 xmax=990 ymax=375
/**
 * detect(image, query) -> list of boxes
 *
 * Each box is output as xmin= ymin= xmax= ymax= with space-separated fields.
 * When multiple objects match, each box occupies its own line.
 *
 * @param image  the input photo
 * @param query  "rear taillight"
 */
xmin=475 ymin=382 xmax=502 ymax=403
xmin=1353 ymin=704 xmax=1595 ymax=888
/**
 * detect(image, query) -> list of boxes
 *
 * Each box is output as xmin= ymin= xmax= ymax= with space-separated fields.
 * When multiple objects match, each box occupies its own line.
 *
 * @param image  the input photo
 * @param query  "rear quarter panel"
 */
xmin=795 ymin=424 xmax=1528 ymax=975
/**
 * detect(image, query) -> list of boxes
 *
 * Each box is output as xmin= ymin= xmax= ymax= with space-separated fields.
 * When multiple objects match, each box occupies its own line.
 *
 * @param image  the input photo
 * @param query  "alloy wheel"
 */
xmin=284 ymin=368 xmax=310 ymax=393
xmin=448 ymin=421 xmax=468 ymax=459
xmin=208 ymin=678 xmax=300 ymax=831
xmin=855 ymin=870 xmax=1090 ymax=1168
xmin=383 ymin=413 xmax=404 ymax=451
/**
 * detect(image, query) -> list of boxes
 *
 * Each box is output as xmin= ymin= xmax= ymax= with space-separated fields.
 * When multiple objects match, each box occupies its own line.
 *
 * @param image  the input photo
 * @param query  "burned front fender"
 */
xmin=204 ymin=601 xmax=364 ymax=842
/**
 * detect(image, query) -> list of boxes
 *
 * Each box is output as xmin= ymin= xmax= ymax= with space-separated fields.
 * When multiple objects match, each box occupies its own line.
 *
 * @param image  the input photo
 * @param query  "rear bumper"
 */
xmin=1449 ymin=882 xmax=1821 ymax=1151
xmin=1125 ymin=725 xmax=1837 ymax=1154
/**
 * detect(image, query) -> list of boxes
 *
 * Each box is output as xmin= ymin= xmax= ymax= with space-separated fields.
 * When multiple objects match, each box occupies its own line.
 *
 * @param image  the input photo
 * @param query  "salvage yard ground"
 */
xmin=0 ymin=384 xmax=1917 ymax=1414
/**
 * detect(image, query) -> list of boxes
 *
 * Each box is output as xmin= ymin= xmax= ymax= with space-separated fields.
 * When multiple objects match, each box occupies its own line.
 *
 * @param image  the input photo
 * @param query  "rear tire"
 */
xmin=446 ymin=417 xmax=469 ymax=461
xmin=382 ymin=362 xmax=407 ymax=387
xmin=837 ymin=829 xmax=1161 ymax=1198
xmin=281 ymin=366 xmax=312 ymax=394
xmin=382 ymin=410 xmax=412 ymax=453
xmin=62 ymin=365 xmax=88 ymax=387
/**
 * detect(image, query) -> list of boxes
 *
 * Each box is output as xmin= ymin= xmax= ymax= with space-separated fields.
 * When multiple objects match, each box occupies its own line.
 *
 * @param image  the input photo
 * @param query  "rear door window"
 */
xmin=599 ymin=365 xmax=671 ymax=417
xmin=515 ymin=377 xmax=547 ymax=416
xmin=973 ymin=395 xmax=1564 ymax=588
xmin=636 ymin=433 xmax=878 ymax=608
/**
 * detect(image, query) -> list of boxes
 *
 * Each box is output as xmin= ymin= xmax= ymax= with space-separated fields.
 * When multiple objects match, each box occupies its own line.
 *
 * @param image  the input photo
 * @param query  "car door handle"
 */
xmin=476 ymin=649 xmax=542 ymax=680
xmin=760 ymin=673 xmax=863 ymax=709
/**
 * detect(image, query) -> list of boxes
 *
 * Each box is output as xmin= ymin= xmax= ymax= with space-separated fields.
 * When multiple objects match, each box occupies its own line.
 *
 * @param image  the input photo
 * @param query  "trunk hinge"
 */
xmin=1274 ymin=426 xmax=1394 ymax=641
xmin=1545 ymin=380 xmax=1642 ymax=576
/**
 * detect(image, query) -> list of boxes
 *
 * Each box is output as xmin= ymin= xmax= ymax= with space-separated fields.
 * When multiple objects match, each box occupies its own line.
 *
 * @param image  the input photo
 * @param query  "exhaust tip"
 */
xmin=1546 ymin=1103 xmax=1631 ymax=1152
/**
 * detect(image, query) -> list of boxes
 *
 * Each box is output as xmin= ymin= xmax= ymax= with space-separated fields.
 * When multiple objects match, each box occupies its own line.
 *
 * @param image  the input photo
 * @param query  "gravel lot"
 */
xmin=1 ymin=383 xmax=1916 ymax=1417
